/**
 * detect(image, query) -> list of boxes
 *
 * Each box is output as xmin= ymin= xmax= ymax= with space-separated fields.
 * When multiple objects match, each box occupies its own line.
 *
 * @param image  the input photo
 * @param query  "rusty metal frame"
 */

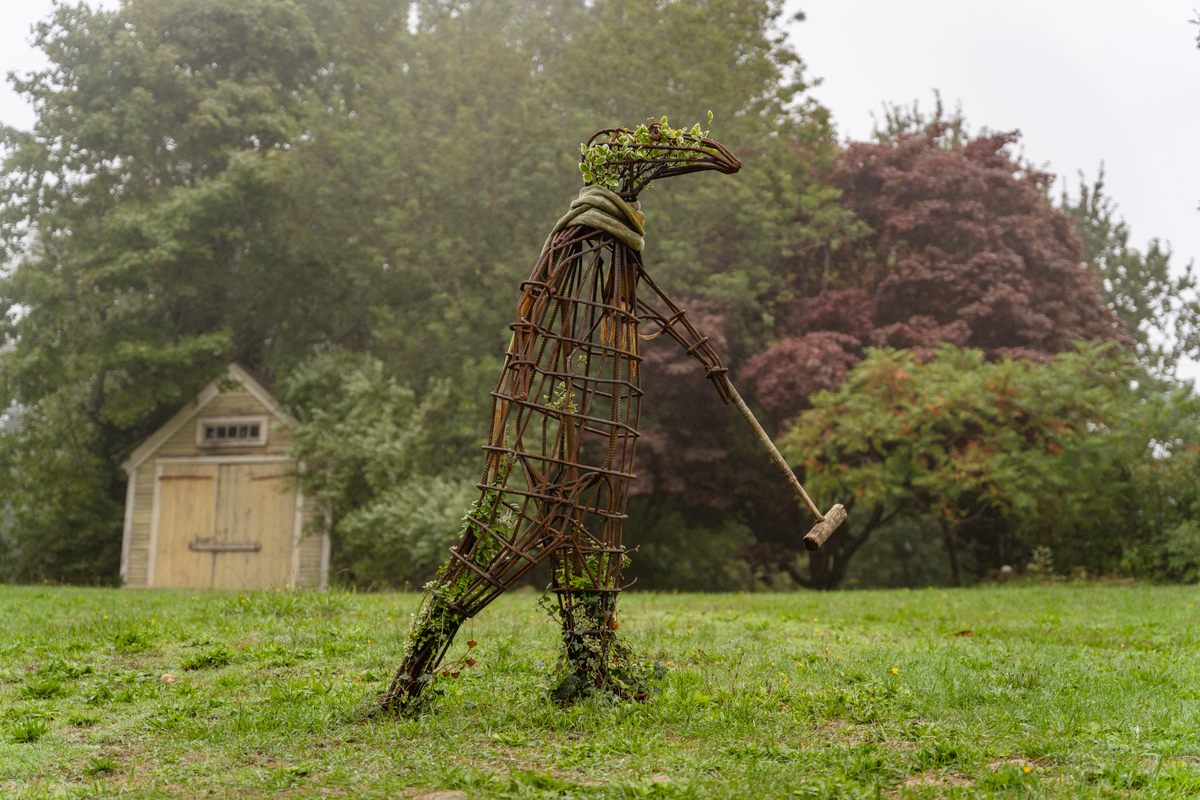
xmin=381 ymin=126 xmax=742 ymax=714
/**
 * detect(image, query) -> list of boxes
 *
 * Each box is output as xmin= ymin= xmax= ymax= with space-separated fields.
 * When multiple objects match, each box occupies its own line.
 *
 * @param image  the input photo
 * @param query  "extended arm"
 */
xmin=635 ymin=268 xmax=734 ymax=404
xmin=635 ymin=266 xmax=845 ymax=547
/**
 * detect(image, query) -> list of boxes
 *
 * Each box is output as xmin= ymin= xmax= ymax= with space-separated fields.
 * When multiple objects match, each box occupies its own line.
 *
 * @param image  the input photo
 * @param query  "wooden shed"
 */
xmin=119 ymin=364 xmax=328 ymax=590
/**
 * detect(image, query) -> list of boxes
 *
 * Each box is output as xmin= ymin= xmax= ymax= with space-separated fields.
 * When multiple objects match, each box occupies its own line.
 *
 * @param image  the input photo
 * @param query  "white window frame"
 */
xmin=196 ymin=415 xmax=269 ymax=448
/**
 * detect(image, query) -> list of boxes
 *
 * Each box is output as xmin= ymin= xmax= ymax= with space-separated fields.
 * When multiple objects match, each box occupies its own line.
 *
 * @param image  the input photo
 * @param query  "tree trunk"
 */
xmin=942 ymin=523 xmax=961 ymax=587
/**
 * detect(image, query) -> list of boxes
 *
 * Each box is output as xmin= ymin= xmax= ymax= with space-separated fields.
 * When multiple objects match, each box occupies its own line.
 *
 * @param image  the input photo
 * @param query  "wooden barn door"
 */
xmin=152 ymin=460 xmax=296 ymax=589
xmin=210 ymin=463 xmax=294 ymax=590
xmin=152 ymin=463 xmax=219 ymax=588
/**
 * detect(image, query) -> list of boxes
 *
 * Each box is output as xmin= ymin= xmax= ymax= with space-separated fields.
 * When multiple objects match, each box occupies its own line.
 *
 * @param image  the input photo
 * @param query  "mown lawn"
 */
xmin=0 ymin=584 xmax=1197 ymax=798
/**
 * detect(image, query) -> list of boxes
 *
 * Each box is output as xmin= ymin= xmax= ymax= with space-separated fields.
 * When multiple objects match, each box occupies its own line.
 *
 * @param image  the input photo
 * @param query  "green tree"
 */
xmin=1117 ymin=392 xmax=1200 ymax=582
xmin=281 ymin=349 xmax=478 ymax=587
xmin=352 ymin=0 xmax=851 ymax=378
xmin=780 ymin=345 xmax=1164 ymax=588
xmin=1060 ymin=170 xmax=1199 ymax=378
xmin=0 ymin=0 xmax=385 ymax=581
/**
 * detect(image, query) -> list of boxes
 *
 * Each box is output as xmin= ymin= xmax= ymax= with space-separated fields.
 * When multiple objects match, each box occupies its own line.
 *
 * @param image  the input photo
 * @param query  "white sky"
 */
xmin=2 ymin=0 xmax=1197 ymax=382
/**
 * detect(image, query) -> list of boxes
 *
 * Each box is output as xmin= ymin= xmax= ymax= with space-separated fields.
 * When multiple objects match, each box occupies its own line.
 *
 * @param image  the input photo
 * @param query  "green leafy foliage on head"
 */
xmin=579 ymin=113 xmax=713 ymax=191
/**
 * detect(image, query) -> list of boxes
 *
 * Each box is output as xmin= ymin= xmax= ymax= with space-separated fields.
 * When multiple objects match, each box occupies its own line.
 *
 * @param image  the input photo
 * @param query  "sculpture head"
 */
xmin=580 ymin=117 xmax=741 ymax=200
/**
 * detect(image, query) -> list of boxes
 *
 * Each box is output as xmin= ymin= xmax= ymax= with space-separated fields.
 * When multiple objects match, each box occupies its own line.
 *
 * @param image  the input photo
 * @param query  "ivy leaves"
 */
xmin=578 ymin=114 xmax=714 ymax=191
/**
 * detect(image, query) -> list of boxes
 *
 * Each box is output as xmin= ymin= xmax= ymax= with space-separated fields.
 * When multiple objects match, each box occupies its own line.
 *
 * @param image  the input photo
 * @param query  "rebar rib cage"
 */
xmin=434 ymin=222 xmax=643 ymax=617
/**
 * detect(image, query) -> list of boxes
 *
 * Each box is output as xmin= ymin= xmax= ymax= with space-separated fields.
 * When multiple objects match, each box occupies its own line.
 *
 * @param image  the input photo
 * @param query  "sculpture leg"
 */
xmin=380 ymin=592 xmax=466 ymax=714
xmin=380 ymin=489 xmax=573 ymax=715
xmin=547 ymin=538 xmax=652 ymax=703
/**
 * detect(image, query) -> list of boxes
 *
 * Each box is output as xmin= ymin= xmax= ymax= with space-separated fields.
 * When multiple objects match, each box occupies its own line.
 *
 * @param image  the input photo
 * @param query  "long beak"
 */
xmin=698 ymin=137 xmax=741 ymax=174
xmin=649 ymin=137 xmax=741 ymax=181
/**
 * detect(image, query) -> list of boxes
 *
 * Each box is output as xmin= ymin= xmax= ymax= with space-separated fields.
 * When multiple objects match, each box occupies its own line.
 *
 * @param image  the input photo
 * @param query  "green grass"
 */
xmin=1 ymin=584 xmax=1198 ymax=798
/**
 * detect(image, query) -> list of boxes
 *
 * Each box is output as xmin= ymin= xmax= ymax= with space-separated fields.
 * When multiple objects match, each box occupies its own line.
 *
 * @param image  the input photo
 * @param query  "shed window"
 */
xmin=197 ymin=416 xmax=268 ymax=447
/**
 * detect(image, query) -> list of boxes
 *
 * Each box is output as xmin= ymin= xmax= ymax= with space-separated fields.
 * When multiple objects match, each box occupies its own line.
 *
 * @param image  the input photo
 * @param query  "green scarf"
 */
xmin=547 ymin=184 xmax=645 ymax=253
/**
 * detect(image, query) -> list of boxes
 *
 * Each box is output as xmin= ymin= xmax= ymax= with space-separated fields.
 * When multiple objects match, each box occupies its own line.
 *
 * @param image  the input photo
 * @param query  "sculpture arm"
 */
xmin=635 ymin=268 xmax=734 ymax=405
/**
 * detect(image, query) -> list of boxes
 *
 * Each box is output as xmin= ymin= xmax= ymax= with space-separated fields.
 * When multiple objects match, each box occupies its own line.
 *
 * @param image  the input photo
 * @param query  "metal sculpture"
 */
xmin=381 ymin=120 xmax=844 ymax=715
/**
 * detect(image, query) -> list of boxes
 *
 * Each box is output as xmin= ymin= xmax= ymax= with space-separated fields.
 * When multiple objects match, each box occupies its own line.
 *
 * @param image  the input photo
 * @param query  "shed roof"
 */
xmin=120 ymin=363 xmax=292 ymax=475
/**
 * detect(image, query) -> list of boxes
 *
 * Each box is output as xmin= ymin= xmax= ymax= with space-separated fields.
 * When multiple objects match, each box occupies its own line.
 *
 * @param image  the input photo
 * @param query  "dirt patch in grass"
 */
xmin=476 ymin=744 xmax=549 ymax=775
xmin=986 ymin=756 xmax=1053 ymax=771
xmin=1141 ymin=754 xmax=1200 ymax=770
xmin=886 ymin=769 xmax=974 ymax=798
xmin=456 ymin=742 xmax=608 ymax=789
xmin=816 ymin=718 xmax=875 ymax=745
xmin=903 ymin=769 xmax=973 ymax=787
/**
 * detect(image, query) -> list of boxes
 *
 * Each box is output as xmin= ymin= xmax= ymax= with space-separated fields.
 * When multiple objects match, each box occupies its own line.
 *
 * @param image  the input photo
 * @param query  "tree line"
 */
xmin=1 ymin=0 xmax=1197 ymax=589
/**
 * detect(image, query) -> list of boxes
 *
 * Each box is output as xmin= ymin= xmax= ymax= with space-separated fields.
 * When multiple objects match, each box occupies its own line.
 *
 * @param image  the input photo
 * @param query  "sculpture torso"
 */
xmin=461 ymin=217 xmax=645 ymax=609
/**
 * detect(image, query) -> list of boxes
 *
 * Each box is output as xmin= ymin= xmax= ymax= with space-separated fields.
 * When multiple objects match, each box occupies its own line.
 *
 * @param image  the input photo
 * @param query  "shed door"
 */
xmin=153 ymin=461 xmax=296 ymax=589
xmin=152 ymin=463 xmax=218 ymax=588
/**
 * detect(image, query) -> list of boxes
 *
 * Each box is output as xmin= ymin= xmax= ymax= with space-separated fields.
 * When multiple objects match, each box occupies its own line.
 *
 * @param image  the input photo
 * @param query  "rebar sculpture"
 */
xmin=381 ymin=119 xmax=845 ymax=715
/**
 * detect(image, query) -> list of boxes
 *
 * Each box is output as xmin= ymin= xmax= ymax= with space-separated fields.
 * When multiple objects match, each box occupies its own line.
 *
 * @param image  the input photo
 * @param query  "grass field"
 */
xmin=1 ymin=584 xmax=1198 ymax=798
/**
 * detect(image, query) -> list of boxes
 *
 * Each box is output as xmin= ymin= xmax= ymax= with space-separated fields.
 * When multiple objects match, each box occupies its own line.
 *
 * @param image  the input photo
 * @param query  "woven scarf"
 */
xmin=547 ymin=184 xmax=645 ymax=253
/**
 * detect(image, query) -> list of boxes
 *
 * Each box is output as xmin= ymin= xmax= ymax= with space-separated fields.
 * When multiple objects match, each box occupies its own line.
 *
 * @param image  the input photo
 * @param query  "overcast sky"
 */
xmin=2 ymin=0 xmax=1197 ymax=381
